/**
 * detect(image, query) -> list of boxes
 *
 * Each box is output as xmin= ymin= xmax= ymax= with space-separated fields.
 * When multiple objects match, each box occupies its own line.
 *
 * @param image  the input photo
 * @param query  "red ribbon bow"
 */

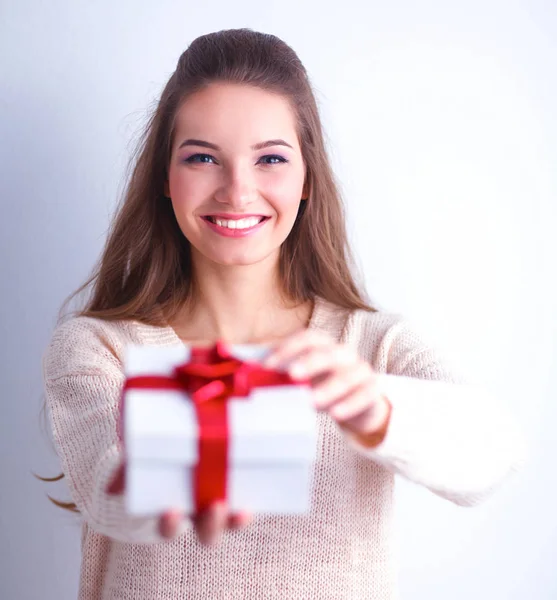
xmin=108 ymin=342 xmax=303 ymax=513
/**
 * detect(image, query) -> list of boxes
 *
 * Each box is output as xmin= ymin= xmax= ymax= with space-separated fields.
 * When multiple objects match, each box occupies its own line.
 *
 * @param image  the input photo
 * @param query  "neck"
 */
xmin=171 ymin=252 xmax=311 ymax=344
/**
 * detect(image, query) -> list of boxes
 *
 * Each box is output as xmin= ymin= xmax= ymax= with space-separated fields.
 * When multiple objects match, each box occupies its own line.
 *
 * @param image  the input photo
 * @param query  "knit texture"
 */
xmin=43 ymin=297 xmax=526 ymax=600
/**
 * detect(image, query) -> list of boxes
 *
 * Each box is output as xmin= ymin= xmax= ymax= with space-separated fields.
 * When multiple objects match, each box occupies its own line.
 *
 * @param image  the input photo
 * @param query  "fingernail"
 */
xmin=331 ymin=408 xmax=344 ymax=420
xmin=289 ymin=363 xmax=306 ymax=378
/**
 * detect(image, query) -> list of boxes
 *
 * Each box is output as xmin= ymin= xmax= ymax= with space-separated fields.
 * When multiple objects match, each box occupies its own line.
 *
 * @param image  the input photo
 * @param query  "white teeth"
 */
xmin=213 ymin=217 xmax=262 ymax=230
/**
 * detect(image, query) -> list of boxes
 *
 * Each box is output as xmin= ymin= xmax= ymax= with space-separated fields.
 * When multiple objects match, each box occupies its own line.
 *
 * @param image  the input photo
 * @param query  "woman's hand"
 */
xmin=264 ymin=329 xmax=392 ymax=447
xmin=158 ymin=505 xmax=252 ymax=543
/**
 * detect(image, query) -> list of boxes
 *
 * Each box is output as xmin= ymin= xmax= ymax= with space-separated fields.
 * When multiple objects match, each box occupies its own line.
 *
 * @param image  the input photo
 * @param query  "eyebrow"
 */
xmin=177 ymin=138 xmax=294 ymax=151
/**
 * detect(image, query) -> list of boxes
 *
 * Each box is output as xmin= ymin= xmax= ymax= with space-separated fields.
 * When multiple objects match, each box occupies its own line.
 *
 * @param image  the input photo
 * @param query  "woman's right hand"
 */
xmin=158 ymin=504 xmax=252 ymax=545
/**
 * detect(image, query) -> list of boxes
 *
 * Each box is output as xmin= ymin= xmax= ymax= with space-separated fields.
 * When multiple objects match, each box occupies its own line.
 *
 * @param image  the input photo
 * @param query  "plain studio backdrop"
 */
xmin=1 ymin=1 xmax=555 ymax=598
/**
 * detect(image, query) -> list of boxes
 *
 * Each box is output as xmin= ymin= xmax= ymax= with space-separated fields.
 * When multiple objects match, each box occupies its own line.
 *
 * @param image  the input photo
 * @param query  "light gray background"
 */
xmin=1 ymin=1 xmax=555 ymax=598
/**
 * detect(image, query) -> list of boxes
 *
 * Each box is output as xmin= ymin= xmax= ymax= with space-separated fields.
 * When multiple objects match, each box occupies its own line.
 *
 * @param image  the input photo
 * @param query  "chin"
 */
xmin=192 ymin=244 xmax=280 ymax=268
xmin=210 ymin=251 xmax=273 ymax=267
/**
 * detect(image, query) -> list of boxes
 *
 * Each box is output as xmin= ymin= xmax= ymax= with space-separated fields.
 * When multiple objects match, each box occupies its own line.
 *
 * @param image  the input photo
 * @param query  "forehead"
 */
xmin=173 ymin=83 xmax=300 ymax=149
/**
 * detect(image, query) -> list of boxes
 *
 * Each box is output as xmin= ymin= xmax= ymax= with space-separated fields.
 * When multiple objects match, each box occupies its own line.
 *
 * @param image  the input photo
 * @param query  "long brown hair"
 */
xmin=40 ymin=28 xmax=376 ymax=512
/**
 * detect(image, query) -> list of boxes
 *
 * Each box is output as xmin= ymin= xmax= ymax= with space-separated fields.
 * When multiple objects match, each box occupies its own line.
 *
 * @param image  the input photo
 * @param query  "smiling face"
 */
xmin=165 ymin=83 xmax=307 ymax=269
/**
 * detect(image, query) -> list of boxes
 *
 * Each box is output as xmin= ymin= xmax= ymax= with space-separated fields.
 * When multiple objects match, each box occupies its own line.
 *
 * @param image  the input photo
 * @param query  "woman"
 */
xmin=42 ymin=28 xmax=525 ymax=600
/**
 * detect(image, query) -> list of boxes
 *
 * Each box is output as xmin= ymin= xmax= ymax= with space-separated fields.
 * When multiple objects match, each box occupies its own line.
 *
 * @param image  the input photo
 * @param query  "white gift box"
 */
xmin=122 ymin=344 xmax=318 ymax=516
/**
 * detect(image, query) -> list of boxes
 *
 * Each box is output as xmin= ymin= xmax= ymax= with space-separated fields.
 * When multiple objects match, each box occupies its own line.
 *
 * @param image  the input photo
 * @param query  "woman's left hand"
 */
xmin=264 ymin=330 xmax=392 ymax=447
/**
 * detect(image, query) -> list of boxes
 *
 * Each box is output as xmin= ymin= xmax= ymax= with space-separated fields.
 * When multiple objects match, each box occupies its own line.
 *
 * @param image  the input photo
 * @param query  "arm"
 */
xmin=348 ymin=318 xmax=528 ymax=507
xmin=43 ymin=317 xmax=189 ymax=543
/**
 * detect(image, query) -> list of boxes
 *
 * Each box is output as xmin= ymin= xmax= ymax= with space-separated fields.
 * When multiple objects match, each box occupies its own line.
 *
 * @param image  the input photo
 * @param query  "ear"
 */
xmin=164 ymin=180 xmax=170 ymax=198
xmin=302 ymin=179 xmax=310 ymax=201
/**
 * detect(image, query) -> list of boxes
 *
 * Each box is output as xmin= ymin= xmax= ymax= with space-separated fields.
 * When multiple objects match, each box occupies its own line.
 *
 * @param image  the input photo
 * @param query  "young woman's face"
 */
xmin=166 ymin=83 xmax=307 ymax=268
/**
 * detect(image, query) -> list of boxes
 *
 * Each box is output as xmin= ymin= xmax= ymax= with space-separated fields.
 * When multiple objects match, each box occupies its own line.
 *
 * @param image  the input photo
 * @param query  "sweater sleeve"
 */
xmin=347 ymin=316 xmax=528 ymax=507
xmin=42 ymin=317 xmax=189 ymax=543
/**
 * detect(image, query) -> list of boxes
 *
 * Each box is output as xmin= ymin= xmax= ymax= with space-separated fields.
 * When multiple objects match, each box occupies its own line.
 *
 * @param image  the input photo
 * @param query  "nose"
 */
xmin=214 ymin=164 xmax=256 ymax=209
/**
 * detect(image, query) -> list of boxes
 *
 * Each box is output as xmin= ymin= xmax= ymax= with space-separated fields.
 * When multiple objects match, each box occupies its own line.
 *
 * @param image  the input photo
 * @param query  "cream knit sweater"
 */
xmin=43 ymin=297 xmax=526 ymax=600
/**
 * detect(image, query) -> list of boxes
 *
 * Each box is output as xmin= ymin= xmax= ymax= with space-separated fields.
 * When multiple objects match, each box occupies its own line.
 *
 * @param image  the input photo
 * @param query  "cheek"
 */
xmin=168 ymin=169 xmax=208 ymax=211
xmin=261 ymin=171 xmax=305 ymax=212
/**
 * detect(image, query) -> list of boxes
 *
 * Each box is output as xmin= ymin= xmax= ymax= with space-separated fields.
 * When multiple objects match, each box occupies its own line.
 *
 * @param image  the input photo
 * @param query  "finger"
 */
xmin=288 ymin=344 xmax=361 ymax=381
xmin=312 ymin=362 xmax=373 ymax=410
xmin=227 ymin=511 xmax=253 ymax=529
xmin=329 ymin=386 xmax=381 ymax=424
xmin=158 ymin=509 xmax=183 ymax=539
xmin=193 ymin=503 xmax=225 ymax=545
xmin=264 ymin=330 xmax=333 ymax=369
xmin=194 ymin=502 xmax=228 ymax=546
xmin=340 ymin=396 xmax=392 ymax=446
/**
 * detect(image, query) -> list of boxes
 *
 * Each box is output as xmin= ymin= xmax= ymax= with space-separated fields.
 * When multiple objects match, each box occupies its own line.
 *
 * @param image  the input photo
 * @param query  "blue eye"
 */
xmin=183 ymin=153 xmax=287 ymax=165
xmin=258 ymin=155 xmax=288 ymax=165
xmin=184 ymin=154 xmax=216 ymax=164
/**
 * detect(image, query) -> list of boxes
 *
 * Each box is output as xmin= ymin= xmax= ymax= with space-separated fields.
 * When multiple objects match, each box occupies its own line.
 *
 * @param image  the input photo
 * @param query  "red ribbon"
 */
xmin=107 ymin=342 xmax=303 ymax=513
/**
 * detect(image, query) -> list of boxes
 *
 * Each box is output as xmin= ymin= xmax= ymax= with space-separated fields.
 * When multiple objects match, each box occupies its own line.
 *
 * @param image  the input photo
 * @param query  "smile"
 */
xmin=201 ymin=214 xmax=270 ymax=237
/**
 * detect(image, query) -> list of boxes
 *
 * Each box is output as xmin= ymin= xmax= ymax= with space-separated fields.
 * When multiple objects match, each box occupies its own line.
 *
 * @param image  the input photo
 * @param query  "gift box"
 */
xmin=116 ymin=342 xmax=317 ymax=516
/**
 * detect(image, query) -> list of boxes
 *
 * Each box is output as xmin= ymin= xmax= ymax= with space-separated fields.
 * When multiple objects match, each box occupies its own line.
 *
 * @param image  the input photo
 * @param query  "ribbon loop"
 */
xmin=193 ymin=379 xmax=227 ymax=404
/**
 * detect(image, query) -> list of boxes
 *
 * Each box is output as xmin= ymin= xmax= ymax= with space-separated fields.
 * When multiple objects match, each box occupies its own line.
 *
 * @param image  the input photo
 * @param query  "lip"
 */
xmin=201 ymin=215 xmax=270 ymax=238
xmin=202 ymin=213 xmax=270 ymax=220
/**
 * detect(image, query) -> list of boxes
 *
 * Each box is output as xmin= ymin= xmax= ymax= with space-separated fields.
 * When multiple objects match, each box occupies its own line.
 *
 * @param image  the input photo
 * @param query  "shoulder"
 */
xmin=315 ymin=300 xmax=466 ymax=382
xmin=347 ymin=308 xmax=414 ymax=365
xmin=42 ymin=316 xmax=136 ymax=381
xmin=348 ymin=308 xmax=468 ymax=382
xmin=348 ymin=308 xmax=408 ymax=342
xmin=312 ymin=297 xmax=409 ymax=348
xmin=349 ymin=308 xmax=440 ymax=355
